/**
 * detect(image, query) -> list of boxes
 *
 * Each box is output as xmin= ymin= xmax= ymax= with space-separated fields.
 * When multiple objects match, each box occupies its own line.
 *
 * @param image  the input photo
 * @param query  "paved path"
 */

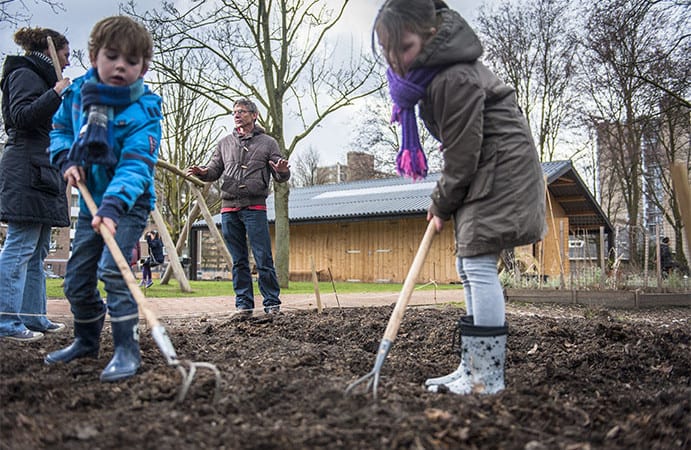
xmin=47 ymin=288 xmax=466 ymax=320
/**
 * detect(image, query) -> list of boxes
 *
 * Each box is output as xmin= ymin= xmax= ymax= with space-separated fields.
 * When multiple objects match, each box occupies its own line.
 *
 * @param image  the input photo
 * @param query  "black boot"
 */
xmin=100 ymin=317 xmax=141 ymax=382
xmin=44 ymin=315 xmax=105 ymax=364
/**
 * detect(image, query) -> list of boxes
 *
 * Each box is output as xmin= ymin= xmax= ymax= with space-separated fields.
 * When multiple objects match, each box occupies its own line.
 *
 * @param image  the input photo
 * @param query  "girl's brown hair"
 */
xmin=13 ymin=27 xmax=68 ymax=53
xmin=372 ymin=0 xmax=441 ymax=72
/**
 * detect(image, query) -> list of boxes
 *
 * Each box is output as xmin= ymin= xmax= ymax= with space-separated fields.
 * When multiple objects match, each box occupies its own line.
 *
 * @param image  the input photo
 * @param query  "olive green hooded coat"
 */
xmin=415 ymin=7 xmax=546 ymax=257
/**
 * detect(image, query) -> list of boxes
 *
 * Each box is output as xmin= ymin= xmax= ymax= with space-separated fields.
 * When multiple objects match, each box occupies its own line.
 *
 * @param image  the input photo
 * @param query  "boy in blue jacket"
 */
xmin=45 ymin=16 xmax=162 ymax=383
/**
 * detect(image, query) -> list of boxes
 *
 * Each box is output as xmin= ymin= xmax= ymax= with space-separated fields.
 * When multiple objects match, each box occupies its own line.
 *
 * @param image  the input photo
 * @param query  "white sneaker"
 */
xmin=44 ymin=322 xmax=66 ymax=333
xmin=3 ymin=329 xmax=44 ymax=342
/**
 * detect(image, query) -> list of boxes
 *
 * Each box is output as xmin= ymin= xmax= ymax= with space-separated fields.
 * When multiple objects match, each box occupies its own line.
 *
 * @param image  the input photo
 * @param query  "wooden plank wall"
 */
xmin=276 ymin=193 xmax=565 ymax=284
xmin=271 ymin=217 xmax=458 ymax=284
xmin=544 ymin=193 xmax=570 ymax=280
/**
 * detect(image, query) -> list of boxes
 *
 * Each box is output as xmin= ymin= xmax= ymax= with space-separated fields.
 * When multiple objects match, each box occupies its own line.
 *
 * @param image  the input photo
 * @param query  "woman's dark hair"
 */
xmin=371 ymin=0 xmax=440 ymax=72
xmin=13 ymin=27 xmax=68 ymax=53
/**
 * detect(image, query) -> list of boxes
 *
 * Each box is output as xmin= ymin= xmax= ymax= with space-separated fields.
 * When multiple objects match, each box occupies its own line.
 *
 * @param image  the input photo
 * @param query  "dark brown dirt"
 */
xmin=1 ymin=303 xmax=689 ymax=450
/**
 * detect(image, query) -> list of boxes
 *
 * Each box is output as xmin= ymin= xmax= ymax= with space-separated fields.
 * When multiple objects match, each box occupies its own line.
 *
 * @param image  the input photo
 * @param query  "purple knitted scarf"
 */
xmin=387 ymin=66 xmax=440 ymax=180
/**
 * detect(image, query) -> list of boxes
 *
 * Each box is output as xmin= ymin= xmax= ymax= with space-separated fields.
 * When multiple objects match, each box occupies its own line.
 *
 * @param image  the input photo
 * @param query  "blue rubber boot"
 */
xmin=100 ymin=317 xmax=141 ymax=382
xmin=45 ymin=315 xmax=105 ymax=364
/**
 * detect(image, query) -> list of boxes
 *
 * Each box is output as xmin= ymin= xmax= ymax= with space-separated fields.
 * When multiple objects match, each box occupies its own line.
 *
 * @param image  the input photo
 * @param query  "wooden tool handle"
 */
xmin=383 ymin=220 xmax=437 ymax=341
xmin=46 ymin=36 xmax=63 ymax=81
xmin=76 ymin=181 xmax=162 ymax=328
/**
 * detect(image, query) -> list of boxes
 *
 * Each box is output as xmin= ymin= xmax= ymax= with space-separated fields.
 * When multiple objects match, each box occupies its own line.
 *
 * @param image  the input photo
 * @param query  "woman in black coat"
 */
xmin=0 ymin=27 xmax=71 ymax=342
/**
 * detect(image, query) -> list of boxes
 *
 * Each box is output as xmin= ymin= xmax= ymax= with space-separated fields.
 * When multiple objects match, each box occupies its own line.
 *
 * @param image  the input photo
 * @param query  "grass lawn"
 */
xmin=46 ymin=278 xmax=463 ymax=299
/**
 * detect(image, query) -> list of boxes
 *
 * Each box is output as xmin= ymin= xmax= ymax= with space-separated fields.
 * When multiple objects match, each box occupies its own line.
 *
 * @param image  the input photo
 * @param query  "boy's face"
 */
xmin=91 ymin=47 xmax=147 ymax=87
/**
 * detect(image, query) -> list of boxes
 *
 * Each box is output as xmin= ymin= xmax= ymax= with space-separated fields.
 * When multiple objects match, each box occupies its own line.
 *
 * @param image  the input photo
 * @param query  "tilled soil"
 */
xmin=1 ymin=303 xmax=689 ymax=450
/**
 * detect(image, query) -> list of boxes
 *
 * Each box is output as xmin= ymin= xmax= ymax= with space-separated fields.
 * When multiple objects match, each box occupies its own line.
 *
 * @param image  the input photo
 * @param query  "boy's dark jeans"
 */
xmin=64 ymin=205 xmax=149 ymax=321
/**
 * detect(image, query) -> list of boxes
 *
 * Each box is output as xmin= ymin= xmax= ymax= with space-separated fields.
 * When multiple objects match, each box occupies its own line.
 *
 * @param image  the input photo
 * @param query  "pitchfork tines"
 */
xmin=345 ymin=221 xmax=437 ymax=400
xmin=344 ymin=339 xmax=392 ymax=399
xmin=151 ymin=325 xmax=222 ymax=403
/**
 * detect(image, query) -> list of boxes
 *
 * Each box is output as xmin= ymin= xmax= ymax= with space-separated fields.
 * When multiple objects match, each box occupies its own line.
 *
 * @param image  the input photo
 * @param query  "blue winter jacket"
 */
xmin=49 ymin=75 xmax=162 ymax=224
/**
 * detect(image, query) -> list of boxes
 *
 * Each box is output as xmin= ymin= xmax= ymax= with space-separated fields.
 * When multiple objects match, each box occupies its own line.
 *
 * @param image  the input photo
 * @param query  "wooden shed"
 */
xmin=189 ymin=160 xmax=612 ymax=284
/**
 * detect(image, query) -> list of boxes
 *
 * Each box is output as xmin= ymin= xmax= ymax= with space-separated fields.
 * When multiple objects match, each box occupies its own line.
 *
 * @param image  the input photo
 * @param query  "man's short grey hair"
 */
xmin=234 ymin=97 xmax=257 ymax=113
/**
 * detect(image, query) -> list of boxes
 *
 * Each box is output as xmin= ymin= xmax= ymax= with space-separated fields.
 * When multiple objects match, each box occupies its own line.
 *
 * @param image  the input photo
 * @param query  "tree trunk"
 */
xmin=274 ymin=182 xmax=291 ymax=288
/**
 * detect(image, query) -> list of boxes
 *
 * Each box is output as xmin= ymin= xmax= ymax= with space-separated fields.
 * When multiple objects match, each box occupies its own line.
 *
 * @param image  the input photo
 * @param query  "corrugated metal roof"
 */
xmin=269 ymin=174 xmax=439 ymax=222
xmin=192 ymin=160 xmax=612 ymax=232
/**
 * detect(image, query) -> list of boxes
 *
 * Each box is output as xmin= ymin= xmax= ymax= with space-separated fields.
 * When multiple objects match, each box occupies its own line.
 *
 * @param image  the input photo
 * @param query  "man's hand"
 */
xmin=270 ymin=158 xmax=290 ymax=173
xmin=185 ymin=166 xmax=208 ymax=177
xmin=427 ymin=211 xmax=445 ymax=232
xmin=63 ymin=165 xmax=85 ymax=187
xmin=92 ymin=215 xmax=116 ymax=236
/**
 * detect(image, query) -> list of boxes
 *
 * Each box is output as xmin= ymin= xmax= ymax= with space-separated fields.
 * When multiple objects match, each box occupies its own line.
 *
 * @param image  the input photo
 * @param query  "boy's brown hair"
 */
xmin=88 ymin=16 xmax=153 ymax=63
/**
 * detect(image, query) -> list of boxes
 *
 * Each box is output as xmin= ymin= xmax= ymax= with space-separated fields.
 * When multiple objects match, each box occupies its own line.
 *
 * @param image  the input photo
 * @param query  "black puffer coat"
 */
xmin=0 ymin=54 xmax=69 ymax=226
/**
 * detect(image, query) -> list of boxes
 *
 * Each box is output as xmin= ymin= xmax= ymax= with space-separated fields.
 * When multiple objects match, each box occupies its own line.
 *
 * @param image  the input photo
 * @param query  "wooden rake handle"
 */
xmin=76 ymin=181 xmax=163 ymax=330
xmin=46 ymin=36 xmax=63 ymax=81
xmin=382 ymin=219 xmax=437 ymax=341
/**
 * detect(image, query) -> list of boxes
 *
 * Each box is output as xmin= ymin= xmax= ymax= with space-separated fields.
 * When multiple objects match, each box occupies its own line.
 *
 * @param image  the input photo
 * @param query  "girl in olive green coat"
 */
xmin=374 ymin=0 xmax=546 ymax=395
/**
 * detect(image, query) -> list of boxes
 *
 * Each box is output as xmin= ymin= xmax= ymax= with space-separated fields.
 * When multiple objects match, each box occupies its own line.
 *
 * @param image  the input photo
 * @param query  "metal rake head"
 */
xmin=174 ymin=360 xmax=222 ymax=404
xmin=344 ymin=339 xmax=393 ymax=400
xmin=151 ymin=325 xmax=222 ymax=403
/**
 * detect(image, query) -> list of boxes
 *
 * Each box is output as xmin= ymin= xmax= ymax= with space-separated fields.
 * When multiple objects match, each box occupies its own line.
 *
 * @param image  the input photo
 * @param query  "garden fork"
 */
xmin=345 ymin=220 xmax=437 ymax=399
xmin=76 ymin=181 xmax=222 ymax=403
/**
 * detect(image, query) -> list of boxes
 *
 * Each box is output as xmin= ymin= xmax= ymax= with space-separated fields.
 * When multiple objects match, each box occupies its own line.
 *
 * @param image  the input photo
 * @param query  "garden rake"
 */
xmin=345 ymin=220 xmax=437 ymax=399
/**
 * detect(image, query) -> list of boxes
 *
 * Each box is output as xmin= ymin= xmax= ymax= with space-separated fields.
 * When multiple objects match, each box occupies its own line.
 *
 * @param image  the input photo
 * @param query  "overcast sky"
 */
xmin=1 ymin=0 xmax=489 ymax=165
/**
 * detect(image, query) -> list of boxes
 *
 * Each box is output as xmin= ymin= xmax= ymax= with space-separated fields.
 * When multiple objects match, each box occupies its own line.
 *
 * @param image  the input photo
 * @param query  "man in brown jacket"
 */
xmin=186 ymin=97 xmax=290 ymax=315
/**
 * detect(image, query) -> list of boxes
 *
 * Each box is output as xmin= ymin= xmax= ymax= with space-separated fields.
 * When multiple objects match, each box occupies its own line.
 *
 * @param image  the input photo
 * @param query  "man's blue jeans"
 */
xmin=221 ymin=209 xmax=281 ymax=311
xmin=456 ymin=253 xmax=505 ymax=326
xmin=0 ymin=222 xmax=55 ymax=336
xmin=64 ymin=206 xmax=148 ymax=322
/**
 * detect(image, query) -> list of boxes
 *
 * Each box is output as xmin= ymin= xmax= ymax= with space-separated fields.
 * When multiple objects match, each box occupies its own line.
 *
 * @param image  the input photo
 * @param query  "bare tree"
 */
xmin=643 ymin=97 xmax=691 ymax=269
xmin=577 ymin=0 xmax=685 ymax=264
xmin=124 ymin=0 xmax=382 ymax=286
xmin=291 ymin=146 xmax=329 ymax=187
xmin=477 ymin=0 xmax=580 ymax=162
xmin=0 ymin=0 xmax=64 ymax=28
xmin=149 ymin=49 xmax=224 ymax=244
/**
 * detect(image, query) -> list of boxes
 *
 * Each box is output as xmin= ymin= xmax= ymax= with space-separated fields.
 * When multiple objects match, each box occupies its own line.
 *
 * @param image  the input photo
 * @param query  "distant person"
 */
xmin=186 ymin=97 xmax=290 ymax=315
xmin=660 ymin=237 xmax=675 ymax=278
xmin=130 ymin=239 xmax=141 ymax=280
xmin=374 ymin=0 xmax=546 ymax=394
xmin=45 ymin=16 xmax=162 ymax=383
xmin=140 ymin=230 xmax=163 ymax=288
xmin=0 ymin=27 xmax=71 ymax=342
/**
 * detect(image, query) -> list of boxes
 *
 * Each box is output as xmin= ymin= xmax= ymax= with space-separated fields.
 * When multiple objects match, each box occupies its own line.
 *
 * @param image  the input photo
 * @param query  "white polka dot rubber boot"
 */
xmin=431 ymin=322 xmax=508 ymax=395
xmin=425 ymin=315 xmax=473 ymax=389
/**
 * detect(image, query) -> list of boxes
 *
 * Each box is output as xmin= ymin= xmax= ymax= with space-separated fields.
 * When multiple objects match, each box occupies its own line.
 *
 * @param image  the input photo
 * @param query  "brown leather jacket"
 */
xmin=199 ymin=125 xmax=290 ymax=209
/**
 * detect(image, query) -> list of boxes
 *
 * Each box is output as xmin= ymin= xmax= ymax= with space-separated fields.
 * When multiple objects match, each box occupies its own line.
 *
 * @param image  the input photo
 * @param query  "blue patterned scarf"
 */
xmin=67 ymin=68 xmax=145 ymax=167
xmin=387 ymin=67 xmax=441 ymax=180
